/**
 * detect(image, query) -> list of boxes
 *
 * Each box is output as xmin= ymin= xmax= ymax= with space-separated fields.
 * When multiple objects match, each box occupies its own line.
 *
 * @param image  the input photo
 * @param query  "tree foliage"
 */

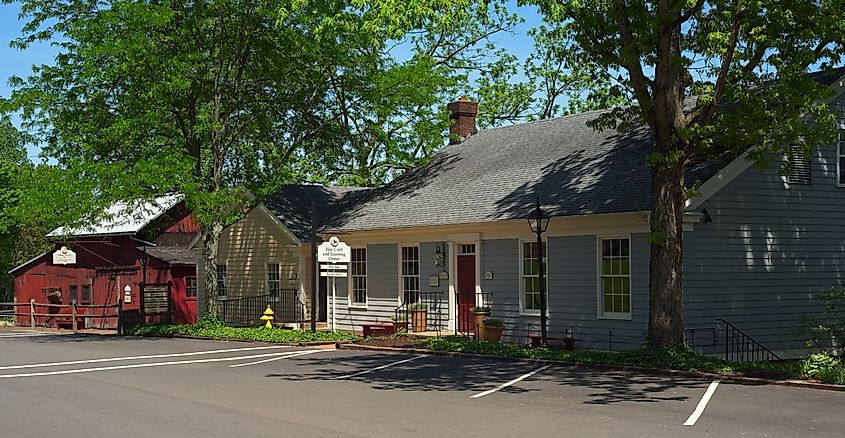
xmin=526 ymin=0 xmax=845 ymax=347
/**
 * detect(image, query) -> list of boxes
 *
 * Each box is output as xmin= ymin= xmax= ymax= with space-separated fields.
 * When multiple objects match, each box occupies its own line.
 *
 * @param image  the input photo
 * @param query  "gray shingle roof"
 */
xmin=263 ymin=185 xmax=370 ymax=241
xmin=322 ymin=111 xmax=725 ymax=233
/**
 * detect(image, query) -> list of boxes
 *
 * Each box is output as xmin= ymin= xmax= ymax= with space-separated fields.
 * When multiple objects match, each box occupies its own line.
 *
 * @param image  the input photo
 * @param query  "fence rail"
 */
xmin=217 ymin=289 xmax=302 ymax=327
xmin=716 ymin=318 xmax=781 ymax=363
xmin=394 ymin=291 xmax=447 ymax=334
xmin=0 ymin=299 xmax=123 ymax=334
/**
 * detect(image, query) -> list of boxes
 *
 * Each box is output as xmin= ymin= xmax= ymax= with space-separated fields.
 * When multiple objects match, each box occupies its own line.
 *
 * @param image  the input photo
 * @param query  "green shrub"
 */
xmin=481 ymin=317 xmax=503 ymax=327
xmin=470 ymin=306 xmax=491 ymax=313
xmin=127 ymin=321 xmax=359 ymax=343
xmin=409 ymin=303 xmax=428 ymax=311
xmin=802 ymin=285 xmax=845 ymax=354
xmin=802 ymin=352 xmax=840 ymax=378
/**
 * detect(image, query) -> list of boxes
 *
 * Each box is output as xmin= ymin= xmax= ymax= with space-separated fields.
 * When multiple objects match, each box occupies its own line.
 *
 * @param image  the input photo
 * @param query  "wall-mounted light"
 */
xmin=702 ymin=208 xmax=713 ymax=223
xmin=433 ymin=242 xmax=445 ymax=268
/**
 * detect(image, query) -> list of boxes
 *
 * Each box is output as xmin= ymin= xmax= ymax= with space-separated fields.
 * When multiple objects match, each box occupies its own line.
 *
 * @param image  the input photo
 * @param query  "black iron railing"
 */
xmin=394 ymin=291 xmax=447 ymax=334
xmin=218 ymin=289 xmax=302 ymax=327
xmin=455 ymin=291 xmax=493 ymax=335
xmin=717 ymin=318 xmax=781 ymax=362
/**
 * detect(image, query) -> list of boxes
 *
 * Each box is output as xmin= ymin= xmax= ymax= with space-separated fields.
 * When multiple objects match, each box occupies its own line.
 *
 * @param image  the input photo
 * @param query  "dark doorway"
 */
xmin=318 ymin=277 xmax=328 ymax=322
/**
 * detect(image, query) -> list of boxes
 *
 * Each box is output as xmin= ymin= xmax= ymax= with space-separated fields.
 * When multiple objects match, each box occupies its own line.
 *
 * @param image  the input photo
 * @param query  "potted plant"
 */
xmin=479 ymin=317 xmax=504 ymax=342
xmin=469 ymin=306 xmax=491 ymax=328
xmin=409 ymin=303 xmax=428 ymax=332
xmin=390 ymin=315 xmax=408 ymax=333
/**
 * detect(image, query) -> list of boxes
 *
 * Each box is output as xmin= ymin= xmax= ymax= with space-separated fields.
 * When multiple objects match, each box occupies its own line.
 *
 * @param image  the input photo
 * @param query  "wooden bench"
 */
xmin=528 ymin=334 xmax=575 ymax=350
xmin=361 ymin=322 xmax=396 ymax=337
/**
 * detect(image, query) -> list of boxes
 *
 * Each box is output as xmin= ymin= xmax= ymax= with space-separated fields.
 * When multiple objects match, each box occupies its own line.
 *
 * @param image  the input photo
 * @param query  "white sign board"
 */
xmin=320 ymin=270 xmax=348 ymax=277
xmin=52 ymin=246 xmax=77 ymax=265
xmin=317 ymin=236 xmax=351 ymax=263
xmin=321 ymin=264 xmax=348 ymax=270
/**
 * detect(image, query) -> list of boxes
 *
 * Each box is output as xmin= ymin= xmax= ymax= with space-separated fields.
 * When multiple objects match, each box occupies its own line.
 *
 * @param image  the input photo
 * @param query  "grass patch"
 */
xmin=0 ymin=316 xmax=15 ymax=327
xmin=127 ymin=319 xmax=359 ymax=344
xmin=415 ymin=336 xmax=802 ymax=378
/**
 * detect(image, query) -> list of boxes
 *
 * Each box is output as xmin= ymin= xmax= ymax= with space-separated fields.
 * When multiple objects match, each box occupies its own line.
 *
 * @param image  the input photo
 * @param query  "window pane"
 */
xmin=619 ymin=258 xmax=630 ymax=275
xmin=602 ymin=239 xmax=610 ymax=256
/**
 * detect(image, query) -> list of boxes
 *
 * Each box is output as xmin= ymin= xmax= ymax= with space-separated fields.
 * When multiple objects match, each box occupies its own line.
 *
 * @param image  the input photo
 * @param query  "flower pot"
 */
xmin=564 ymin=337 xmax=575 ymax=351
xmin=478 ymin=324 xmax=504 ymax=342
xmin=392 ymin=321 xmax=408 ymax=333
xmin=411 ymin=310 xmax=427 ymax=332
xmin=471 ymin=311 xmax=491 ymax=329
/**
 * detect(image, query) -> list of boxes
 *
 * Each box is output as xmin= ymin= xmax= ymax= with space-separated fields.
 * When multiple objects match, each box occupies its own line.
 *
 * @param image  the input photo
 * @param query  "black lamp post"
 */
xmin=527 ymin=196 xmax=550 ymax=347
xmin=139 ymin=247 xmax=149 ymax=286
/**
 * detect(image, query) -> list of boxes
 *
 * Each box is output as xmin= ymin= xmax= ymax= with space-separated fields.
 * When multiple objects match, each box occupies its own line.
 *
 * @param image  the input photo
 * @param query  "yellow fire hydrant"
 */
xmin=260 ymin=304 xmax=275 ymax=329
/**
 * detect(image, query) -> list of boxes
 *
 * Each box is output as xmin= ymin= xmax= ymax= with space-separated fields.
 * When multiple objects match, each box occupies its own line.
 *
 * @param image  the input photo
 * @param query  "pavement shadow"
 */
xmin=267 ymin=354 xmax=539 ymax=395
xmin=267 ymin=353 xmax=710 ymax=404
xmin=539 ymin=368 xmax=707 ymax=405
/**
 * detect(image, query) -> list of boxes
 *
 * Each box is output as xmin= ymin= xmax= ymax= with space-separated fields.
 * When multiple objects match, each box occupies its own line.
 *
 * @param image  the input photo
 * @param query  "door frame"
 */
xmin=447 ymin=234 xmax=481 ymax=332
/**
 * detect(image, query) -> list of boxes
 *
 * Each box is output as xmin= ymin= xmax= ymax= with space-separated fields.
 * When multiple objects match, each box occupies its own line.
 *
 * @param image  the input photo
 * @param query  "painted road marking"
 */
xmin=331 ymin=356 xmax=424 ymax=380
xmin=229 ymin=350 xmax=322 ymax=367
xmin=0 ymin=345 xmax=293 ymax=371
xmin=684 ymin=380 xmax=720 ymax=426
xmin=0 ymin=351 xmax=308 ymax=379
xmin=470 ymin=365 xmax=552 ymax=399
xmin=0 ymin=332 xmax=59 ymax=338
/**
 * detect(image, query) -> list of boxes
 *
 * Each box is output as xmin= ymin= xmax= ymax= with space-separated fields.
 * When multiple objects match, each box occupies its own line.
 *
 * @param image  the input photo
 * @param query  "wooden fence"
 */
xmin=0 ymin=299 xmax=123 ymax=334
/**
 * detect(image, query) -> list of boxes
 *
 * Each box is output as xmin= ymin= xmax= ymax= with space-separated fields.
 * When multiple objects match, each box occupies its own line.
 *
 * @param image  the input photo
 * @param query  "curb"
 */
xmin=339 ymin=344 xmax=845 ymax=392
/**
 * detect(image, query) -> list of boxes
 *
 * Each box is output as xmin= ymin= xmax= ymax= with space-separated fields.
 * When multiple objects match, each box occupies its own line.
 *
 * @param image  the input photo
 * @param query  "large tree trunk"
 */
xmin=648 ymin=154 xmax=686 ymax=348
xmin=202 ymin=221 xmax=224 ymax=320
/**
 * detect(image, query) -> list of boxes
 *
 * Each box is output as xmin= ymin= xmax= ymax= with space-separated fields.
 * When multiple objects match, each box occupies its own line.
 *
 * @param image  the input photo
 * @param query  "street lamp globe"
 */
xmin=527 ymin=197 xmax=550 ymax=234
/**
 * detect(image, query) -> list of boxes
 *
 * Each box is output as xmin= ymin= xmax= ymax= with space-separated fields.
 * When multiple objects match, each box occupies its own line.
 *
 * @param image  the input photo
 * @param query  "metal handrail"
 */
xmin=455 ymin=291 xmax=493 ymax=336
xmin=716 ymin=318 xmax=782 ymax=362
xmin=394 ymin=291 xmax=446 ymax=334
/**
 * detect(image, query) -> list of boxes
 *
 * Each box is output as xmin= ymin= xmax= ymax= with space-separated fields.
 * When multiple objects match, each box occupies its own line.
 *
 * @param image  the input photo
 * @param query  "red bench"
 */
xmin=361 ymin=322 xmax=396 ymax=337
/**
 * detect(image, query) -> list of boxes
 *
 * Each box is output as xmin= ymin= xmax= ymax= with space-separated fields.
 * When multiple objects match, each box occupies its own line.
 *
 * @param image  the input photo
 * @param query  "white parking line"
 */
xmin=470 ymin=365 xmax=551 ymax=399
xmin=684 ymin=380 xmax=720 ymax=426
xmin=0 ymin=332 xmax=58 ymax=338
xmin=0 ymin=351 xmax=303 ymax=379
xmin=331 ymin=356 xmax=424 ymax=380
xmin=229 ymin=350 xmax=322 ymax=367
xmin=0 ymin=345 xmax=292 ymax=371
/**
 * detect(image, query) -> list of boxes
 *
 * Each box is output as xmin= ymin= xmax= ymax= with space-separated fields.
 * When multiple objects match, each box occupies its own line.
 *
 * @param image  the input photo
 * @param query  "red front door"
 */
xmin=457 ymin=254 xmax=476 ymax=333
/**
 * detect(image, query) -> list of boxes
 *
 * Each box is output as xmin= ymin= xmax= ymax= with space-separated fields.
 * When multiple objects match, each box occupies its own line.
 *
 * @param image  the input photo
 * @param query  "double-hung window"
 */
xmin=216 ymin=264 xmax=228 ymax=297
xmin=350 ymin=248 xmax=367 ymax=306
xmin=838 ymin=131 xmax=845 ymax=186
xmin=400 ymin=246 xmax=420 ymax=304
xmin=81 ymin=284 xmax=91 ymax=304
xmin=267 ymin=263 xmax=281 ymax=294
xmin=599 ymin=238 xmax=631 ymax=318
xmin=521 ymin=241 xmax=546 ymax=314
xmin=185 ymin=277 xmax=197 ymax=299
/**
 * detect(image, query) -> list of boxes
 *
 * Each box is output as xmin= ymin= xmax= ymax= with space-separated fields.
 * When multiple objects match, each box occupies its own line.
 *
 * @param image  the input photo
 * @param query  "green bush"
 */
xmin=414 ymin=336 xmax=800 ymax=376
xmin=802 ymin=352 xmax=839 ymax=378
xmin=470 ymin=306 xmax=491 ymax=313
xmin=127 ymin=318 xmax=359 ymax=344
xmin=802 ymin=285 xmax=845 ymax=355
xmin=408 ymin=303 xmax=428 ymax=311
xmin=481 ymin=317 xmax=503 ymax=327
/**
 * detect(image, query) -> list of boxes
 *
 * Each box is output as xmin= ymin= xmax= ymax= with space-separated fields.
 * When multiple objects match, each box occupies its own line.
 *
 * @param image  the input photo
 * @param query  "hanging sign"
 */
xmin=52 ymin=246 xmax=77 ymax=265
xmin=317 ymin=236 xmax=350 ymax=263
xmin=320 ymin=270 xmax=348 ymax=277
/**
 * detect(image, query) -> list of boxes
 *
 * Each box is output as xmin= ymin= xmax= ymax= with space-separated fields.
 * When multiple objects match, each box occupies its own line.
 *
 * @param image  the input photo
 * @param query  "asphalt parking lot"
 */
xmin=0 ymin=330 xmax=842 ymax=437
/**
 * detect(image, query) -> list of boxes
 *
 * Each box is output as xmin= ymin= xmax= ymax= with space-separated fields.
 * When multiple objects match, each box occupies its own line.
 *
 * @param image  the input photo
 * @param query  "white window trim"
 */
xmin=398 ymin=243 xmax=420 ymax=305
xmin=266 ymin=262 xmax=281 ymax=294
xmin=837 ymin=130 xmax=845 ymax=187
xmin=216 ymin=263 xmax=228 ymax=298
xmin=348 ymin=246 xmax=368 ymax=309
xmin=519 ymin=239 xmax=549 ymax=317
xmin=596 ymin=236 xmax=633 ymax=321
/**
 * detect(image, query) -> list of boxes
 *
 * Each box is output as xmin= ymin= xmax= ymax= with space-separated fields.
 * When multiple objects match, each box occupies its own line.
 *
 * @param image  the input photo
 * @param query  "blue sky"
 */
xmin=0 ymin=1 xmax=541 ymax=159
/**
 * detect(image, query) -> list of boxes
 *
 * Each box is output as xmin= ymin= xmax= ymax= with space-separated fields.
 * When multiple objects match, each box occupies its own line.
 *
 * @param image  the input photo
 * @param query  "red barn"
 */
xmin=10 ymin=195 xmax=199 ymax=328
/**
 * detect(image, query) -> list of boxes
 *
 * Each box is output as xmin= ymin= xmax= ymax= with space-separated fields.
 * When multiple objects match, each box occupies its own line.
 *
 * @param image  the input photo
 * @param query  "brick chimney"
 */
xmin=447 ymin=97 xmax=478 ymax=144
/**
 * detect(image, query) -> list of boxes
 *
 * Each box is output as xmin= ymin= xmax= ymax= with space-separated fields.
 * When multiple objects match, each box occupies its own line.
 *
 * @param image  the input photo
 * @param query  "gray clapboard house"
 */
xmin=200 ymin=71 xmax=845 ymax=357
